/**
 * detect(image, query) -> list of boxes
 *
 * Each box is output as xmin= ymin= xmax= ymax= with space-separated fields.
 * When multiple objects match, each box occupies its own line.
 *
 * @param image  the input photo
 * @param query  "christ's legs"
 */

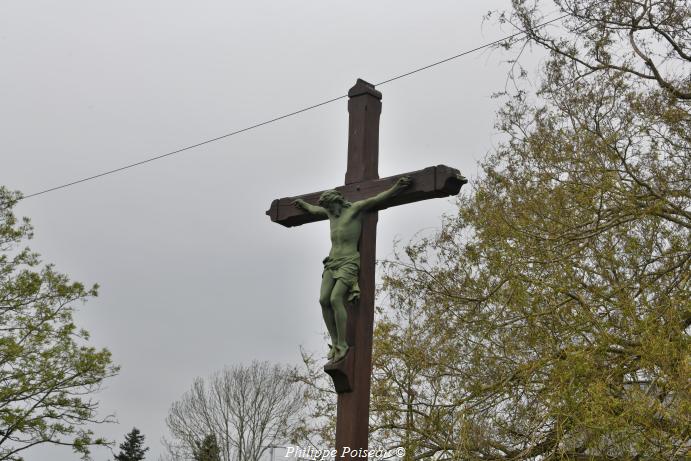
xmin=319 ymin=271 xmax=338 ymax=357
xmin=330 ymin=280 xmax=350 ymax=361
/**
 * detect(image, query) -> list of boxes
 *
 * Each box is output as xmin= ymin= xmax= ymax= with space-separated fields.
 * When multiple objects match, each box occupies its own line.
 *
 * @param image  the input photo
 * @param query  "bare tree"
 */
xmin=496 ymin=0 xmax=690 ymax=99
xmin=163 ymin=361 xmax=304 ymax=461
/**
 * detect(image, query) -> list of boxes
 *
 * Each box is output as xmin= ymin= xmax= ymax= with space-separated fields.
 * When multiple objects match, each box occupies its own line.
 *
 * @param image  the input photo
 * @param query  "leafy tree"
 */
xmin=371 ymin=1 xmax=690 ymax=459
xmin=193 ymin=434 xmax=221 ymax=461
xmin=163 ymin=361 xmax=303 ymax=461
xmin=114 ymin=427 xmax=148 ymax=461
xmin=0 ymin=186 xmax=119 ymax=460
xmin=500 ymin=0 xmax=690 ymax=101
xmin=296 ymin=1 xmax=690 ymax=459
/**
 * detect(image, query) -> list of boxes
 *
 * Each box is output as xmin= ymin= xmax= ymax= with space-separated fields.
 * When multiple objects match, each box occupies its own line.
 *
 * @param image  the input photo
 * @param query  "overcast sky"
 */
xmin=1 ymin=1 xmax=547 ymax=460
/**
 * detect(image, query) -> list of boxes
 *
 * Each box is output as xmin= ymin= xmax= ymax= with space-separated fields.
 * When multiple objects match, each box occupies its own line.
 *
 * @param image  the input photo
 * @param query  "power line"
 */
xmin=376 ymin=15 xmax=566 ymax=86
xmin=21 ymin=94 xmax=348 ymax=199
xmin=21 ymin=14 xmax=567 ymax=200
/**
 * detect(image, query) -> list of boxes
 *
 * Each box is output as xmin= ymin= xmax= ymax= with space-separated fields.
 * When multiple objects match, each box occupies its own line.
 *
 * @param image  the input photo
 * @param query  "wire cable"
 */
xmin=21 ymin=14 xmax=567 ymax=200
xmin=22 ymin=94 xmax=348 ymax=199
xmin=376 ymin=15 xmax=566 ymax=87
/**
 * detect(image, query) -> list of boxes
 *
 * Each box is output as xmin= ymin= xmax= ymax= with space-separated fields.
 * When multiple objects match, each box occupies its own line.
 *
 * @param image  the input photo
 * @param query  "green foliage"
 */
xmin=0 ymin=187 xmax=119 ymax=460
xmin=292 ymin=2 xmax=689 ymax=459
xmin=114 ymin=427 xmax=148 ymax=461
xmin=372 ymin=1 xmax=690 ymax=458
xmin=193 ymin=434 xmax=221 ymax=461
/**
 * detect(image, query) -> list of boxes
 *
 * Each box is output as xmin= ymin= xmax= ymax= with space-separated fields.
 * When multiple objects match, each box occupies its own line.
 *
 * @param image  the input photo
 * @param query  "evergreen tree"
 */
xmin=114 ymin=427 xmax=149 ymax=461
xmin=193 ymin=434 xmax=221 ymax=461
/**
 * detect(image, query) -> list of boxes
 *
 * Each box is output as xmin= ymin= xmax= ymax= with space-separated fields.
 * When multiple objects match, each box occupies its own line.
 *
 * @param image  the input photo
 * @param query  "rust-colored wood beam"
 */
xmin=266 ymin=165 xmax=466 ymax=228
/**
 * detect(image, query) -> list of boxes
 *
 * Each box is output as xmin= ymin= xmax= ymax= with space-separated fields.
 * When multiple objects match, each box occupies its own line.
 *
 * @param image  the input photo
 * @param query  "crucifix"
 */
xmin=266 ymin=79 xmax=466 ymax=459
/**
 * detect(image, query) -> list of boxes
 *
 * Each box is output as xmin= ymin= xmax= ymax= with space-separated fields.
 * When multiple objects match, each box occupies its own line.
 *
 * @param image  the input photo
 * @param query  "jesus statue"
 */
xmin=293 ymin=176 xmax=412 ymax=362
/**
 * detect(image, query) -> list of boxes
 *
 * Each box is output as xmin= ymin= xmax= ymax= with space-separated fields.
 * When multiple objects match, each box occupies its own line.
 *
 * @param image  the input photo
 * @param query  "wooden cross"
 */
xmin=266 ymin=79 xmax=466 ymax=459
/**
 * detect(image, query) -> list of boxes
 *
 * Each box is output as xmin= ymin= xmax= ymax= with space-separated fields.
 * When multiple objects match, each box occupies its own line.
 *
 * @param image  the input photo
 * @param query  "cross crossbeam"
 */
xmin=266 ymin=165 xmax=466 ymax=227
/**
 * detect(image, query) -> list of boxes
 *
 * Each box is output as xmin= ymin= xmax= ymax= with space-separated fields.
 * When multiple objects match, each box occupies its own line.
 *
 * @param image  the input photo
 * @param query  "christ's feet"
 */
xmin=331 ymin=343 xmax=349 ymax=363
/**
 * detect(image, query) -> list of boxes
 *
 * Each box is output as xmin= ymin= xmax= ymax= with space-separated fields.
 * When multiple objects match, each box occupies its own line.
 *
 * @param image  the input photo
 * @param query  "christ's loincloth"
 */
xmin=322 ymin=254 xmax=360 ymax=302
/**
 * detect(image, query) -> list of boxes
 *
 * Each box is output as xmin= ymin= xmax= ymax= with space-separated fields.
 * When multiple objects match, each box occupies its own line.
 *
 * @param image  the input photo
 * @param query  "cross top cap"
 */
xmin=348 ymin=78 xmax=382 ymax=99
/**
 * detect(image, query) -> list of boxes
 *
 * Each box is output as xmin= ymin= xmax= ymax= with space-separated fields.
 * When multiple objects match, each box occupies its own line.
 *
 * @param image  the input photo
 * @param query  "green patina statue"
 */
xmin=293 ymin=177 xmax=412 ymax=362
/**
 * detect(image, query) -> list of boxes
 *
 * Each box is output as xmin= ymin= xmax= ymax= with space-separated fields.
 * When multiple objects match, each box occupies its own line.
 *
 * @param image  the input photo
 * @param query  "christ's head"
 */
xmin=319 ymin=190 xmax=350 ymax=217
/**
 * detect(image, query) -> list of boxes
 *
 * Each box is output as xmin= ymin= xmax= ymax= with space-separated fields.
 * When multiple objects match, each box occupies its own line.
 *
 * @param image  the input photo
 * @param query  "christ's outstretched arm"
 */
xmin=293 ymin=199 xmax=328 ymax=217
xmin=352 ymin=177 xmax=412 ymax=212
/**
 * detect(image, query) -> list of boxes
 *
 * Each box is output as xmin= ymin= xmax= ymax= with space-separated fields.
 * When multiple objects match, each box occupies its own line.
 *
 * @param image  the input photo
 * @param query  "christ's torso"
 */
xmin=328 ymin=208 xmax=362 ymax=258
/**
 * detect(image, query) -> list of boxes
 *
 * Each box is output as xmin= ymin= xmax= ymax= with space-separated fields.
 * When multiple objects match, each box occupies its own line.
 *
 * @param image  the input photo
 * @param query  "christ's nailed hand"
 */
xmin=395 ymin=176 xmax=412 ymax=189
xmin=292 ymin=199 xmax=306 ymax=209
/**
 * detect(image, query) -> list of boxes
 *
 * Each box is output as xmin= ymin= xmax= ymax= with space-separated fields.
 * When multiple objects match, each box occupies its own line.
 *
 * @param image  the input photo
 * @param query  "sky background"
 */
xmin=1 ymin=1 xmax=548 ymax=459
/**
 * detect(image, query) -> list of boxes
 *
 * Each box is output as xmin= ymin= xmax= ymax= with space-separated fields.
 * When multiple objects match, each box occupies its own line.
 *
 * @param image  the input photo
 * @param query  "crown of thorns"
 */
xmin=318 ymin=189 xmax=349 ymax=207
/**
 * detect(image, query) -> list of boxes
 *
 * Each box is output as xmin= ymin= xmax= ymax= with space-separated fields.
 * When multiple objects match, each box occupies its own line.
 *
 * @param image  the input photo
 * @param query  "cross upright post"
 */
xmin=266 ymin=79 xmax=466 ymax=460
xmin=335 ymin=79 xmax=381 ymax=458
